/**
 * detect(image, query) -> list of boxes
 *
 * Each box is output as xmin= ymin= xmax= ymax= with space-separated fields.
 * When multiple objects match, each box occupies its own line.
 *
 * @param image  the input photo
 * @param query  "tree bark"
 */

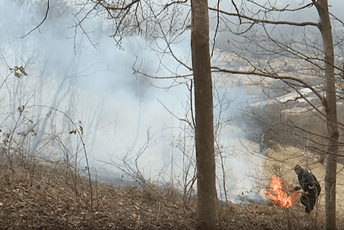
xmin=191 ymin=0 xmax=216 ymax=229
xmin=316 ymin=0 xmax=338 ymax=229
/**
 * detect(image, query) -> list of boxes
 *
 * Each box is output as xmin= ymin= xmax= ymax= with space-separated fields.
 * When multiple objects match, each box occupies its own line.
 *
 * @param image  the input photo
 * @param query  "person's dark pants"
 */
xmin=300 ymin=193 xmax=317 ymax=213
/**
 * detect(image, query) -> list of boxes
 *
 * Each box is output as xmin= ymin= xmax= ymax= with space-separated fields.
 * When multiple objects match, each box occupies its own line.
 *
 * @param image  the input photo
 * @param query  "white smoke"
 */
xmin=0 ymin=0 xmax=269 ymax=201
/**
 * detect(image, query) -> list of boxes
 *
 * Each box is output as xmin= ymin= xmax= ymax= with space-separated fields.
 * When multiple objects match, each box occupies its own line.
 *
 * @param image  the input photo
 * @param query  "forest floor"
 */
xmin=0 ymin=149 xmax=344 ymax=230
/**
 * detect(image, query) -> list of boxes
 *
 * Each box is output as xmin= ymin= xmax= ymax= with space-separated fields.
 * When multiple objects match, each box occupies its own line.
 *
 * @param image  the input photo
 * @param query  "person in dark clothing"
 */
xmin=293 ymin=165 xmax=321 ymax=213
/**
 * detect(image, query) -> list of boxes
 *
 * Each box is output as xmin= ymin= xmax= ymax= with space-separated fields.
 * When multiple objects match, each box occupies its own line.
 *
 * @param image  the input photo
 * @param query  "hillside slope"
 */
xmin=265 ymin=145 xmax=344 ymax=223
xmin=1 ymin=149 xmax=344 ymax=229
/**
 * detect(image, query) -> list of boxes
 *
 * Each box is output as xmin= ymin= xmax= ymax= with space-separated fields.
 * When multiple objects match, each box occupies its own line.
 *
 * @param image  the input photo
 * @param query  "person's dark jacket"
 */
xmin=297 ymin=169 xmax=321 ymax=196
xmin=295 ymin=168 xmax=321 ymax=213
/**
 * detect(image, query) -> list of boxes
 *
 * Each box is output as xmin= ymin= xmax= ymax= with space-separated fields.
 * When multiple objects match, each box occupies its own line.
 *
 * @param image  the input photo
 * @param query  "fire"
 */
xmin=264 ymin=174 xmax=298 ymax=208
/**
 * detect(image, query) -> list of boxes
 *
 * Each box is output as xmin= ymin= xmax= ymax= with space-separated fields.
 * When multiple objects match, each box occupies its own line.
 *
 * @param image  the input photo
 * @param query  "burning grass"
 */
xmin=264 ymin=174 xmax=300 ymax=208
xmin=265 ymin=145 xmax=344 ymax=215
xmin=0 ymin=153 xmax=344 ymax=229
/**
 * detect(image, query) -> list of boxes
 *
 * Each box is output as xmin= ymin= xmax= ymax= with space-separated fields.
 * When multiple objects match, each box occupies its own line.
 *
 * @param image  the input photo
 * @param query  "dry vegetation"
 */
xmin=264 ymin=144 xmax=344 ymax=229
xmin=1 ymin=150 xmax=344 ymax=230
xmin=246 ymin=101 xmax=344 ymax=164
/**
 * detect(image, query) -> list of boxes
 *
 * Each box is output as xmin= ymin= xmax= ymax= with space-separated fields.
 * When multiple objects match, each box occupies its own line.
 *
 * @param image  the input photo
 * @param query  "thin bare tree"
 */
xmin=191 ymin=0 xmax=216 ymax=228
xmin=77 ymin=0 xmax=217 ymax=228
xmin=209 ymin=0 xmax=342 ymax=228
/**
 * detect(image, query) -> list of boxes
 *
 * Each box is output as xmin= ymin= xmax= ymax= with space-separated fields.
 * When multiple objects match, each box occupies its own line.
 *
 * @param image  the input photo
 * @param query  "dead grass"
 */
xmin=265 ymin=144 xmax=344 ymax=229
xmin=0 ymin=150 xmax=344 ymax=229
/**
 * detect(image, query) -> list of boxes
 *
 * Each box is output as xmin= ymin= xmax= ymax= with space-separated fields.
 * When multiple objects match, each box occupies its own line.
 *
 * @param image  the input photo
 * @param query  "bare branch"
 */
xmin=98 ymin=0 xmax=140 ymax=11
xmin=211 ymin=66 xmax=324 ymax=102
xmin=74 ymin=2 xmax=99 ymax=28
xmin=247 ymin=0 xmax=314 ymax=13
xmin=162 ymin=0 xmax=188 ymax=11
xmin=208 ymin=7 xmax=320 ymax=28
xmin=20 ymin=0 xmax=50 ymax=39
xmin=133 ymin=67 xmax=193 ymax=80
xmin=157 ymin=98 xmax=194 ymax=129
xmin=231 ymin=0 xmax=242 ymax=24
xmin=146 ymin=3 xmax=192 ymax=71
xmin=283 ymin=81 xmax=325 ymax=117
xmin=329 ymin=11 xmax=344 ymax=26
xmin=210 ymin=0 xmax=220 ymax=58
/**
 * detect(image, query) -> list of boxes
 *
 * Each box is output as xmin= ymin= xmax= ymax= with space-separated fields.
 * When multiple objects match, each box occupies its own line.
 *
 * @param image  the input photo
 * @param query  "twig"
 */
xmin=20 ymin=0 xmax=50 ymax=39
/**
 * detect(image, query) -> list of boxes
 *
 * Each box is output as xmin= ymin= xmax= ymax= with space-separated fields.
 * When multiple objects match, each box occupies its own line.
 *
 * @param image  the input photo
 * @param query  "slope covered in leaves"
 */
xmin=0 ymin=157 xmax=342 ymax=229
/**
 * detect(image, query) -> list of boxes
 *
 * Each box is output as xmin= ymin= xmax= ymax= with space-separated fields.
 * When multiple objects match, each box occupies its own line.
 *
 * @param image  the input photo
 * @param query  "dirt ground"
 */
xmin=1 ymin=147 xmax=344 ymax=229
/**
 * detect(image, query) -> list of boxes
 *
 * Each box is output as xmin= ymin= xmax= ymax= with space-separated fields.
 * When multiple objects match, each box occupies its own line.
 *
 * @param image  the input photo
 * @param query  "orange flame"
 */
xmin=264 ymin=174 xmax=298 ymax=208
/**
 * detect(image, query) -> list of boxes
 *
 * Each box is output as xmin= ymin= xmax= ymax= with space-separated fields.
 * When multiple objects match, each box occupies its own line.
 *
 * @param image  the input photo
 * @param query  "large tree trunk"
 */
xmin=316 ymin=0 xmax=338 ymax=229
xmin=191 ymin=0 xmax=216 ymax=229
